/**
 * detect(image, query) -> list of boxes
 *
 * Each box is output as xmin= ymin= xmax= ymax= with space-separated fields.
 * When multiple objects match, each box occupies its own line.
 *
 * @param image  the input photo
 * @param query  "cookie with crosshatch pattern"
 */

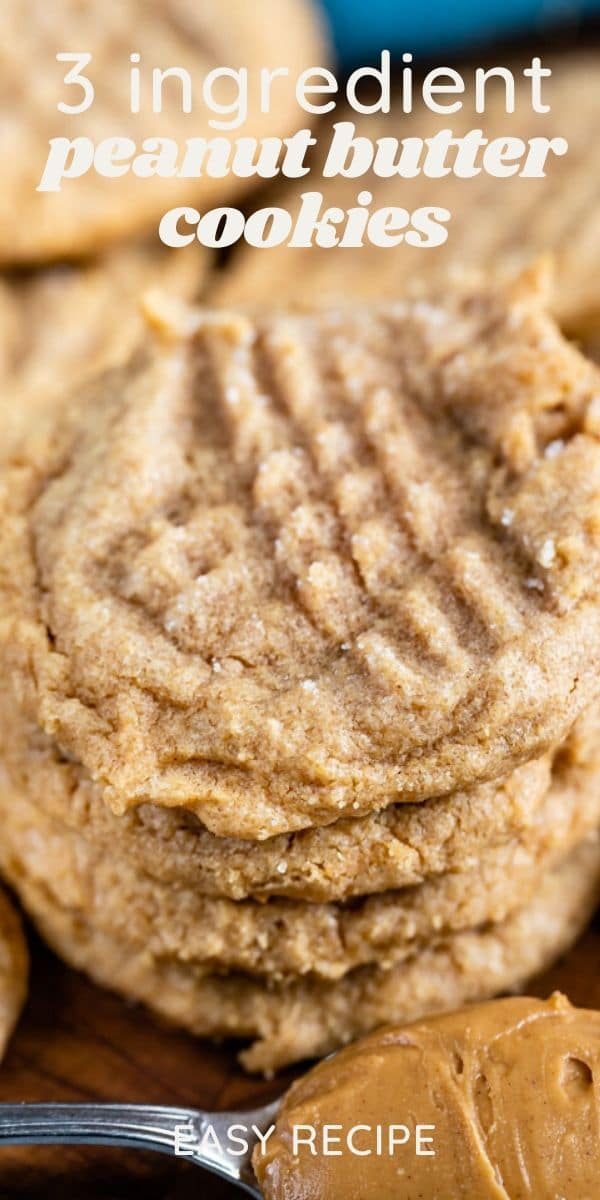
xmin=3 ymin=267 xmax=600 ymax=839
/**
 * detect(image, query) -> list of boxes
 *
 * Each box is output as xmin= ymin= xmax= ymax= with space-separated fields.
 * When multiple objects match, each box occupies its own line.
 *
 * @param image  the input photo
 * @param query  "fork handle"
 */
xmin=0 ymin=1100 xmax=268 ymax=1195
xmin=0 ymin=1102 xmax=200 ymax=1155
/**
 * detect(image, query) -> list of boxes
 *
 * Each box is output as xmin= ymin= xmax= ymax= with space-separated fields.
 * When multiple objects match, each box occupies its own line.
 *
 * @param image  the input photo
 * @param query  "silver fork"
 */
xmin=0 ymin=1099 xmax=281 ymax=1196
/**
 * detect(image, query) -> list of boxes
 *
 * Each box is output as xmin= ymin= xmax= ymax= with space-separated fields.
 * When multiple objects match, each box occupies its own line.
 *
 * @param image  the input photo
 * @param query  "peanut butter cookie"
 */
xmin=3 ymin=273 xmax=600 ymax=838
xmin=0 ymin=766 xmax=596 ymax=981
xmin=0 ymin=688 xmax=560 ymax=902
xmin=9 ymin=838 xmax=599 ymax=1072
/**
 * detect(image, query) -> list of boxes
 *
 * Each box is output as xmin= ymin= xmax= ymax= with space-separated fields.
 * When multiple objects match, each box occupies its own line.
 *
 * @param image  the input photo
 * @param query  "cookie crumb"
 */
xmin=538 ymin=538 xmax=556 ymax=568
xmin=301 ymin=679 xmax=317 ymax=693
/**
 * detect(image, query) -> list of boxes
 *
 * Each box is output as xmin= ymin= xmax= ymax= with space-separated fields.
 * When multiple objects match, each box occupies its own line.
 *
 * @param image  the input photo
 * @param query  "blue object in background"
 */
xmin=321 ymin=0 xmax=600 ymax=62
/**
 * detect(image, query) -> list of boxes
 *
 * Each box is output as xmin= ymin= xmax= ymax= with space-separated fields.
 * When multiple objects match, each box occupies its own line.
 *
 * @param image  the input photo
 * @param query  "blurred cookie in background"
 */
xmin=0 ymin=0 xmax=326 ymax=262
xmin=0 ymin=239 xmax=208 ymax=454
xmin=214 ymin=53 xmax=600 ymax=341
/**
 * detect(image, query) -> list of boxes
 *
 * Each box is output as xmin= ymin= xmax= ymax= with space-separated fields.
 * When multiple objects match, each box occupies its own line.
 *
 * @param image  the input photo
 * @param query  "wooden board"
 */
xmin=0 ymin=917 xmax=598 ymax=1198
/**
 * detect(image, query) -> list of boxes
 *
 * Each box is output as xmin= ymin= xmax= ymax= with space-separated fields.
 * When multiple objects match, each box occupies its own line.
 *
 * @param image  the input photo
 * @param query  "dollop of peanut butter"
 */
xmin=254 ymin=994 xmax=600 ymax=1199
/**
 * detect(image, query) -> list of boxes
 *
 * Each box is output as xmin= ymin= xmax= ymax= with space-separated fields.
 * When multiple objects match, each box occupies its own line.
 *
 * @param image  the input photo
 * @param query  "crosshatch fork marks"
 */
xmin=5 ymin=280 xmax=600 ymax=838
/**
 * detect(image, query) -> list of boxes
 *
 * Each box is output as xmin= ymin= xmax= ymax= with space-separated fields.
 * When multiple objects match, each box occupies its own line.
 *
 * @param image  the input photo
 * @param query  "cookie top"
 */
xmin=4 ymin=271 xmax=600 ymax=839
xmin=0 ymin=0 xmax=325 ymax=262
xmin=215 ymin=53 xmax=600 ymax=337
xmin=0 ymin=888 xmax=28 ymax=1062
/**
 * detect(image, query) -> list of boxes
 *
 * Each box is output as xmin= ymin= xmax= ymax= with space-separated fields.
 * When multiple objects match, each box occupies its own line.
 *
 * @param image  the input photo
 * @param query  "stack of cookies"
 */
xmin=2 ymin=268 xmax=600 ymax=1072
